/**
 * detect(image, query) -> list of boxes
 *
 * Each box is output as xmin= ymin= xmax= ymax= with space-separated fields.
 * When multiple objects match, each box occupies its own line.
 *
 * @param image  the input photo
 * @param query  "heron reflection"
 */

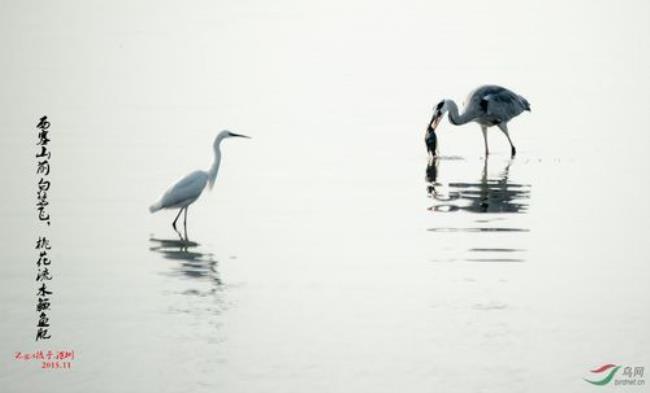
xmin=426 ymin=157 xmax=530 ymax=214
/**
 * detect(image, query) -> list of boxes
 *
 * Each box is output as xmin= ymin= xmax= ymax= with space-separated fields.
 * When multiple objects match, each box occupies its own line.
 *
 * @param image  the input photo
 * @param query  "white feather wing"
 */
xmin=154 ymin=170 xmax=209 ymax=210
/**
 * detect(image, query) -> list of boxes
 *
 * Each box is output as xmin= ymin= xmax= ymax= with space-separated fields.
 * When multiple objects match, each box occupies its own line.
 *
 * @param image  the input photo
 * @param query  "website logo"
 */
xmin=584 ymin=364 xmax=645 ymax=386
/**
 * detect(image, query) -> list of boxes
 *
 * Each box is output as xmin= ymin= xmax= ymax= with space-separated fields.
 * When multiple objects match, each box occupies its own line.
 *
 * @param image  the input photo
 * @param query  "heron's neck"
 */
xmin=446 ymin=100 xmax=474 ymax=125
xmin=208 ymin=146 xmax=222 ymax=189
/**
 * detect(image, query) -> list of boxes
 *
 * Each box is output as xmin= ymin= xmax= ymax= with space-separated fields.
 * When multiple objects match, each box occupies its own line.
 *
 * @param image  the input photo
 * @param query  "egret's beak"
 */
xmin=230 ymin=132 xmax=251 ymax=139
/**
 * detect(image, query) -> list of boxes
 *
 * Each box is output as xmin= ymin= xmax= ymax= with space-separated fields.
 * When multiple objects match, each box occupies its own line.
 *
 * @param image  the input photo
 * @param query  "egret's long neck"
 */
xmin=446 ymin=100 xmax=474 ymax=125
xmin=208 ymin=144 xmax=222 ymax=189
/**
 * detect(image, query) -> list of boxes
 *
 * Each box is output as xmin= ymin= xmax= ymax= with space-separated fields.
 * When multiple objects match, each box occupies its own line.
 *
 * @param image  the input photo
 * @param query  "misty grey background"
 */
xmin=1 ymin=1 xmax=649 ymax=392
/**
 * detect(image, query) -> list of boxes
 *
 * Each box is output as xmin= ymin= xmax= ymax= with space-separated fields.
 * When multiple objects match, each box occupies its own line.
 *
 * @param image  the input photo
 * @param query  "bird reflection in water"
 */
xmin=149 ymin=238 xmax=226 ymax=338
xmin=149 ymin=238 xmax=222 ymax=289
xmin=426 ymin=157 xmax=530 ymax=214
xmin=425 ymin=157 xmax=530 ymax=262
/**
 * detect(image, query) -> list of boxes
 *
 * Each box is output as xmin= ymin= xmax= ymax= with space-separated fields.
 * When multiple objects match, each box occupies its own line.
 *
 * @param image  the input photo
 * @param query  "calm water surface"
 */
xmin=1 ymin=1 xmax=649 ymax=392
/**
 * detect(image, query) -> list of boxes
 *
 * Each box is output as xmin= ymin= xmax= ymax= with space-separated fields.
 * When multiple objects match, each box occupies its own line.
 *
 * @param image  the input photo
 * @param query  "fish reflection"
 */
xmin=425 ymin=156 xmax=440 ymax=197
xmin=149 ymin=238 xmax=222 ymax=288
xmin=426 ymin=157 xmax=530 ymax=214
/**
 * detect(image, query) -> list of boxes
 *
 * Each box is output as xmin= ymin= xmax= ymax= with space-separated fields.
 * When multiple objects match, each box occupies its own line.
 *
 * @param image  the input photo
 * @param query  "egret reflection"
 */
xmin=149 ymin=238 xmax=222 ymax=287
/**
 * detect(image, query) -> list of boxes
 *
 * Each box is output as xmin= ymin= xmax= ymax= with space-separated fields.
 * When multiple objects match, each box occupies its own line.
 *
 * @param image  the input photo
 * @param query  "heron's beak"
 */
xmin=430 ymin=112 xmax=442 ymax=130
xmin=230 ymin=132 xmax=251 ymax=139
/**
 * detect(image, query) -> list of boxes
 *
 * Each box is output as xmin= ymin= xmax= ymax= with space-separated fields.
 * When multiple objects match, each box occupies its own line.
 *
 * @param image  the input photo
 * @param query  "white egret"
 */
xmin=428 ymin=85 xmax=531 ymax=157
xmin=149 ymin=130 xmax=250 ymax=240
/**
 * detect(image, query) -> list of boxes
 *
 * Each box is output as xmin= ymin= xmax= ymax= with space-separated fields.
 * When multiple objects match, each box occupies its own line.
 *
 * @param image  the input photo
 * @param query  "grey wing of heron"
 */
xmin=475 ymin=85 xmax=528 ymax=123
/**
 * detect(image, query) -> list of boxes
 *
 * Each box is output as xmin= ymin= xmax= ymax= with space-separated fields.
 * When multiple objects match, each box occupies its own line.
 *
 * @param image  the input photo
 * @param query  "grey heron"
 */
xmin=149 ymin=130 xmax=250 ymax=241
xmin=427 ymin=85 xmax=530 ymax=157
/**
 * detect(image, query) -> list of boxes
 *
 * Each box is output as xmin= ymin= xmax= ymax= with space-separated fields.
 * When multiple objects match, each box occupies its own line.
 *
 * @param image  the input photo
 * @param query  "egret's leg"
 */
xmin=172 ymin=208 xmax=183 ymax=239
xmin=498 ymin=123 xmax=516 ymax=157
xmin=183 ymin=206 xmax=189 ymax=241
xmin=481 ymin=126 xmax=489 ymax=156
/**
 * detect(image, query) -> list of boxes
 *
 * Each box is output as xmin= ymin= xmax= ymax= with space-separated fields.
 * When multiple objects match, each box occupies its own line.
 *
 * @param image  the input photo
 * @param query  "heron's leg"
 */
xmin=480 ymin=156 xmax=489 ymax=212
xmin=172 ymin=208 xmax=183 ymax=239
xmin=183 ymin=206 xmax=189 ymax=241
xmin=497 ymin=123 xmax=516 ymax=157
xmin=482 ymin=155 xmax=488 ymax=182
xmin=481 ymin=126 xmax=489 ymax=156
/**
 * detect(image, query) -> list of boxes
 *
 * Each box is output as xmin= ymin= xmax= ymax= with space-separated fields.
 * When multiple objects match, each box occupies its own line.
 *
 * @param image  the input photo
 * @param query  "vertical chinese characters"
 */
xmin=35 ymin=116 xmax=53 ymax=341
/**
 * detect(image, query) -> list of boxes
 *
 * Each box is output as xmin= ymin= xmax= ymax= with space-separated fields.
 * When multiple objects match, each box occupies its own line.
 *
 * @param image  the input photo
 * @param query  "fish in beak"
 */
xmin=426 ymin=114 xmax=439 ymax=157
